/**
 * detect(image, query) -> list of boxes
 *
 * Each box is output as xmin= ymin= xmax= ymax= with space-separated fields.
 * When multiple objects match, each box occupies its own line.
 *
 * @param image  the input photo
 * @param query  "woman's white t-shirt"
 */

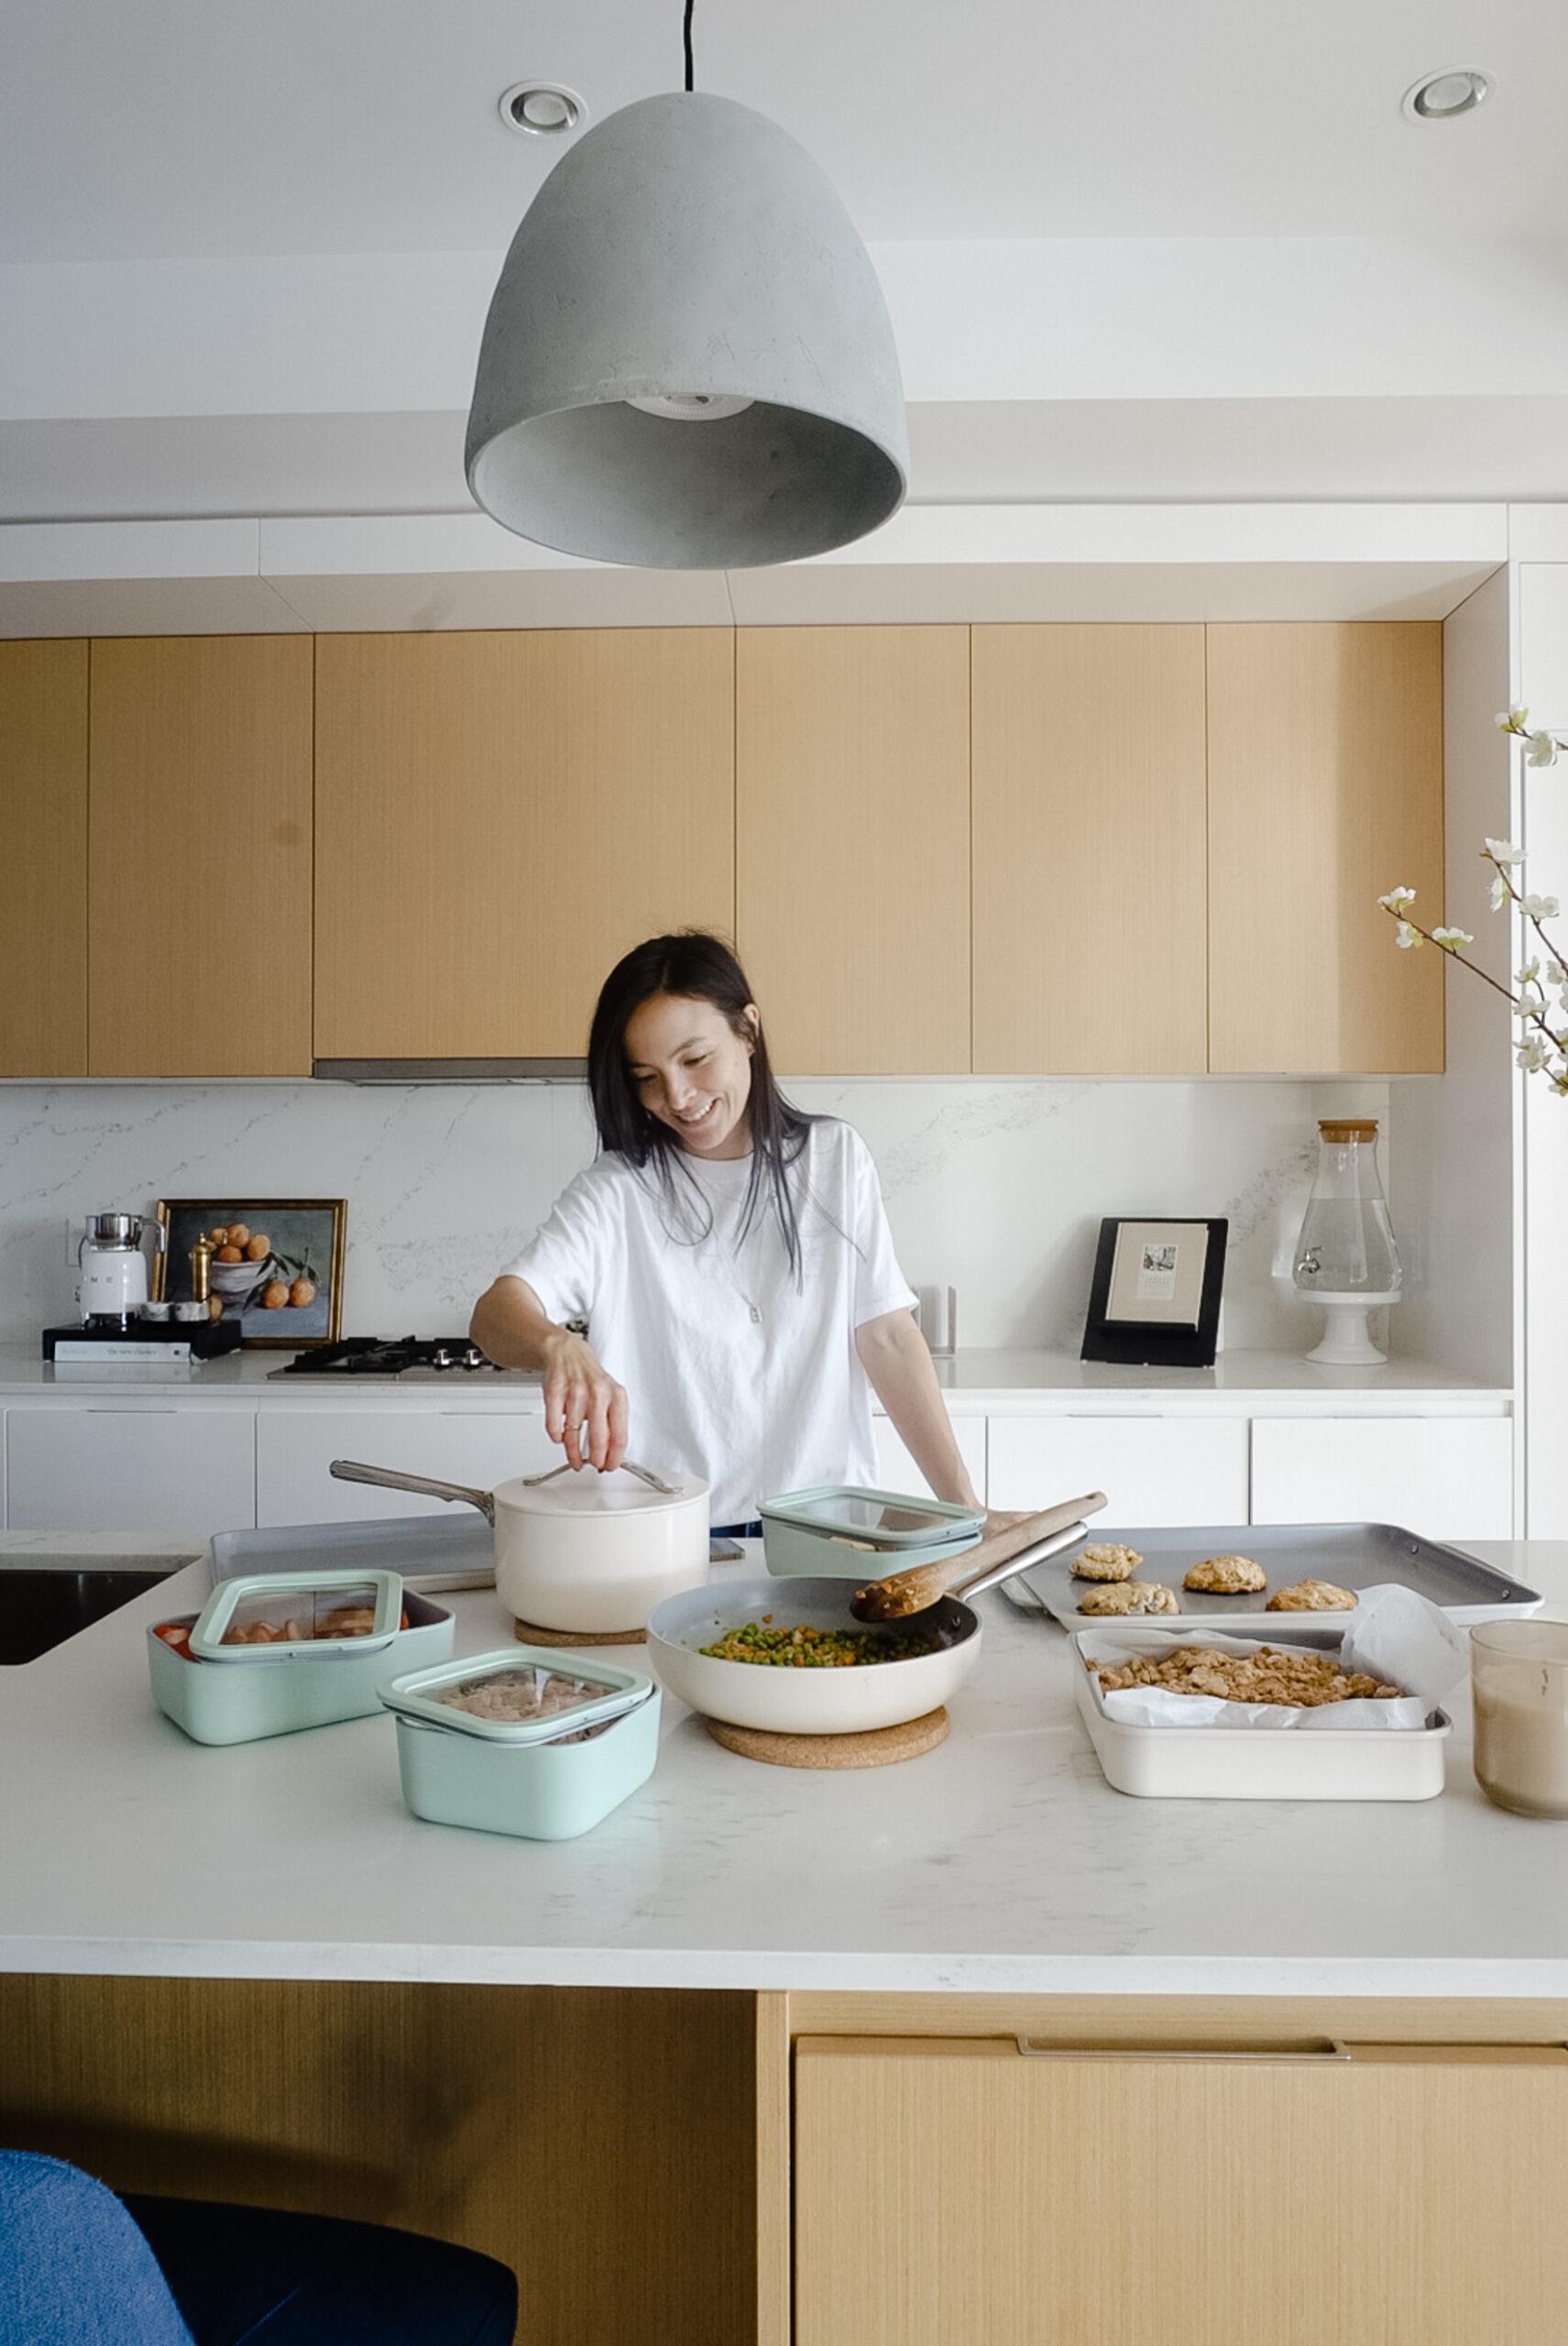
xmin=499 ymin=1119 xmax=916 ymax=1525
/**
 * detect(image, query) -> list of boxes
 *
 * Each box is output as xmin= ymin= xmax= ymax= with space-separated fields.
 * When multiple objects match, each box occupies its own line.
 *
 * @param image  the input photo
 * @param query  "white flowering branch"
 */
xmin=1376 ymin=709 xmax=1568 ymax=1095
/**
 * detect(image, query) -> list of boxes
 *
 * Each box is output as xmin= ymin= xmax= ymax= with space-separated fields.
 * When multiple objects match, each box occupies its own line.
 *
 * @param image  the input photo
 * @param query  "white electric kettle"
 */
xmin=78 ymin=1211 xmax=163 ymax=1328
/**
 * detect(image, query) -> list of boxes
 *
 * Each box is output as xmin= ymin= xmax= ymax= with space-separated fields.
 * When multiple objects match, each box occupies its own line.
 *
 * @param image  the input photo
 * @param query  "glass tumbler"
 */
xmin=1470 ymin=1620 xmax=1568 ymax=1819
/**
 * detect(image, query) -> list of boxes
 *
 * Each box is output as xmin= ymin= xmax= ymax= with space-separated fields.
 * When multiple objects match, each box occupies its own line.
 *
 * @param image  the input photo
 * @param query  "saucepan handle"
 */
xmin=521 ymin=1458 xmax=679 ymax=1496
xmin=328 ymin=1458 xmax=496 ymax=1527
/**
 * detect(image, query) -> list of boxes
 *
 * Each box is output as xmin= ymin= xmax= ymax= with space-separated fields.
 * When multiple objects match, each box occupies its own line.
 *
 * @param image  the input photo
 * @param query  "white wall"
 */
xmin=0 ymin=1074 xmax=1391 ymax=1356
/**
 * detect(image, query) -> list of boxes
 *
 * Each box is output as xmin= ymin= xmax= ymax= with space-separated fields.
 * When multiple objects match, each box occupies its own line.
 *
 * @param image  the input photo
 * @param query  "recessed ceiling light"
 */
xmin=499 ymin=82 xmax=587 ymax=137
xmin=1402 ymin=67 xmax=1491 ymax=124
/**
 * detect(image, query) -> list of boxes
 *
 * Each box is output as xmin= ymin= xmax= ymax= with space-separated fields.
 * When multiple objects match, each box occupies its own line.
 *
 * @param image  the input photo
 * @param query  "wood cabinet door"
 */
xmin=0 ymin=640 xmax=89 ymax=1076
xmin=88 ymin=637 xmax=314 ymax=1076
xmin=1208 ymin=623 xmax=1444 ymax=1072
xmin=972 ymin=625 xmax=1208 ymax=1073
xmin=736 ymin=626 xmax=970 ymax=1074
xmin=795 ymin=2035 xmax=1568 ymax=2346
xmin=314 ymin=630 xmax=734 ymax=1061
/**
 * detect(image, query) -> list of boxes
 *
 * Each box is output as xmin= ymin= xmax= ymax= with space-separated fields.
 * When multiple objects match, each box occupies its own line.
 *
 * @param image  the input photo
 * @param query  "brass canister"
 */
xmin=190 ymin=1233 xmax=214 ymax=1304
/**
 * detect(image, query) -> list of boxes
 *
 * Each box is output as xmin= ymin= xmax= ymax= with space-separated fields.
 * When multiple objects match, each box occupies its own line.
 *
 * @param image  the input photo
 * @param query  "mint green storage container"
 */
xmin=383 ymin=1647 xmax=661 ymax=1840
xmin=759 ymin=1485 xmax=983 ymax=1579
xmin=148 ymin=1589 xmax=455 ymax=1745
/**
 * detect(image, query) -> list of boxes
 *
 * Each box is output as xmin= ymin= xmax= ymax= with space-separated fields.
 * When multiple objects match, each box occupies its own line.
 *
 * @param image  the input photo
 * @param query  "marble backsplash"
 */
xmin=0 ymin=1073 xmax=1398 ymax=1354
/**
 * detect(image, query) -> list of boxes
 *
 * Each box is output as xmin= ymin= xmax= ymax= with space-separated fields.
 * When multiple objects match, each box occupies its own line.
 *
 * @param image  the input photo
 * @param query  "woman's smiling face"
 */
xmin=623 ymin=992 xmax=758 ymax=1159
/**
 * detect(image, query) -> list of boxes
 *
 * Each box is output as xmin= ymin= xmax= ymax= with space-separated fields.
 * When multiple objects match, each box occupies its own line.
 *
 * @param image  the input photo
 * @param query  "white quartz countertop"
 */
xmin=0 ymin=1343 xmax=1510 ymax=1413
xmin=2 ymin=1531 xmax=1564 ymax=1999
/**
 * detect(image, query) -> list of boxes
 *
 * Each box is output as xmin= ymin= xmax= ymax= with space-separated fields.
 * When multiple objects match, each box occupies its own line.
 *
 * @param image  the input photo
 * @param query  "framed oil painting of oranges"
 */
xmin=154 ymin=1199 xmax=346 ymax=1346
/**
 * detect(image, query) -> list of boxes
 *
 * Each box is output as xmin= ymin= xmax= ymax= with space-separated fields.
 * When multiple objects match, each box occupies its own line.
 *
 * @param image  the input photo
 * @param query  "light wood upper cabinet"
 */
xmin=971 ymin=626 xmax=1209 ymax=1073
xmin=1207 ymin=623 xmax=1444 ymax=1072
xmin=314 ymin=630 xmax=734 ymax=1060
xmin=0 ymin=640 xmax=89 ymax=1076
xmin=736 ymin=627 xmax=970 ymax=1073
xmin=88 ymin=637 xmax=314 ymax=1077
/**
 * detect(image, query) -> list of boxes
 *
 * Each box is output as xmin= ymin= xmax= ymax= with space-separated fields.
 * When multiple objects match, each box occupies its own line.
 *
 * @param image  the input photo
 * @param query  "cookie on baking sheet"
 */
xmin=1071 ymin=1541 xmax=1144 ymax=1583
xmin=1266 ymin=1577 xmax=1357 ymax=1612
xmin=1077 ymin=1580 xmax=1179 ymax=1617
xmin=1182 ymin=1553 xmax=1267 ymax=1595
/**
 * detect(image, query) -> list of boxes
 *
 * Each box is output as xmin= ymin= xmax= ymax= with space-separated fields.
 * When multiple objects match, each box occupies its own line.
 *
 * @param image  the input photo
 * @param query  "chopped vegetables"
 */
xmin=698 ymin=1619 xmax=938 ymax=1668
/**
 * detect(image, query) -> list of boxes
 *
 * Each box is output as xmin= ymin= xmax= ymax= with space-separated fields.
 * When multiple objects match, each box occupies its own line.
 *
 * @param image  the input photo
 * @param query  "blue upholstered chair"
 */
xmin=1 ymin=2149 xmax=519 ymax=2346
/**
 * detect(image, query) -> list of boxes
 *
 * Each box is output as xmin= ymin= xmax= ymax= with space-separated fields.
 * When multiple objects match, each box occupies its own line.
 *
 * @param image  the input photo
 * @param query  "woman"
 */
xmin=470 ymin=932 xmax=981 ymax=1533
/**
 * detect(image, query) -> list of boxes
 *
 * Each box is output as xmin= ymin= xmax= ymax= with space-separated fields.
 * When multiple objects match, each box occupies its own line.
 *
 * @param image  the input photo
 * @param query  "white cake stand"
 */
xmin=1304 ymin=1289 xmax=1400 ymax=1366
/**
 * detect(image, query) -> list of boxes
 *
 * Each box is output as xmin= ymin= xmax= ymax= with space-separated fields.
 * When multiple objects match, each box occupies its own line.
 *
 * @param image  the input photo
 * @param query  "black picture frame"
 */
xmin=1080 ymin=1216 xmax=1229 ymax=1368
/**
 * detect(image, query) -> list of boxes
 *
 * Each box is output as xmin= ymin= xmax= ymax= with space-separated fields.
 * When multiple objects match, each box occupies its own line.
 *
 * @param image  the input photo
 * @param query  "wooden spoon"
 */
xmin=850 ymin=1491 xmax=1108 ymax=1621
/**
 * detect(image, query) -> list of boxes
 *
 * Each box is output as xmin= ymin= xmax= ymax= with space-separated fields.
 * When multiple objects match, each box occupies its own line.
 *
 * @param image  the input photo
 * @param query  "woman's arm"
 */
xmin=854 ymin=1309 xmax=981 ymax=1513
xmin=470 ymin=1276 xmax=628 ymax=1473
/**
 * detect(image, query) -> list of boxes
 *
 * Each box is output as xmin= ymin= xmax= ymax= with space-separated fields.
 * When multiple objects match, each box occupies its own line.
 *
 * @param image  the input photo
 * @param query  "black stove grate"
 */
xmin=276 ymin=1337 xmax=499 ymax=1376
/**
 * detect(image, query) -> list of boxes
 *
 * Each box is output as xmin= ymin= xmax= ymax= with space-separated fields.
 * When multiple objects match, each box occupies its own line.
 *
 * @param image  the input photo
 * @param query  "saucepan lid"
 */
xmin=189 ymin=1568 xmax=404 ymax=1661
xmin=494 ymin=1463 xmax=707 ymax=1517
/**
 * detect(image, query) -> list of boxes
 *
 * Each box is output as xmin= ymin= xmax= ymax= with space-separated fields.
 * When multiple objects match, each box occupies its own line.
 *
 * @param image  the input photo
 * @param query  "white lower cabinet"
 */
xmin=1250 ymin=1417 xmax=1515 ymax=1540
xmin=255 ymin=1409 xmax=555 ymax=1527
xmin=872 ymin=1413 xmax=987 ymax=1503
xmin=5 ymin=1406 xmax=256 ymax=1537
xmin=986 ymin=1415 xmax=1250 ymax=1525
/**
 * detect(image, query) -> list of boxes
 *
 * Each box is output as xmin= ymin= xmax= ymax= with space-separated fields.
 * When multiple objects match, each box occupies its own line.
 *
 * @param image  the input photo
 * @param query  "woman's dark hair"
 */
xmin=587 ymin=931 xmax=815 ymax=1274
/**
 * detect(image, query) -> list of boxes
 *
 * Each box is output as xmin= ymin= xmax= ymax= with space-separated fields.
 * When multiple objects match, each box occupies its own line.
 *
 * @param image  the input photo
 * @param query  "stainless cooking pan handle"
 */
xmin=328 ymin=1458 xmax=496 ymax=1527
xmin=521 ymin=1458 xmax=679 ymax=1496
xmin=953 ymin=1520 xmax=1088 ymax=1602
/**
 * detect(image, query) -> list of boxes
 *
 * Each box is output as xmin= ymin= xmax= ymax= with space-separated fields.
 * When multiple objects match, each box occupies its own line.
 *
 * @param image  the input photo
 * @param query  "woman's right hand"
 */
xmin=539 ymin=1328 xmax=629 ymax=1474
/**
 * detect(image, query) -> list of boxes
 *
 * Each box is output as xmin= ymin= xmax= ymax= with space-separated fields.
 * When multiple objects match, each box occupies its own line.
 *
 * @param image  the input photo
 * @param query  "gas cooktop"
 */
xmin=269 ymin=1336 xmax=533 ymax=1382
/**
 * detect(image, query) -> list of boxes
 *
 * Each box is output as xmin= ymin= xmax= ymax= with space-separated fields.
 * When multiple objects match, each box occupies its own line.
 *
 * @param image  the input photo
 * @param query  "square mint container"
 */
xmin=760 ymin=1485 xmax=983 ymax=1580
xmin=383 ymin=1646 xmax=661 ymax=1840
xmin=148 ymin=1587 xmax=454 ymax=1745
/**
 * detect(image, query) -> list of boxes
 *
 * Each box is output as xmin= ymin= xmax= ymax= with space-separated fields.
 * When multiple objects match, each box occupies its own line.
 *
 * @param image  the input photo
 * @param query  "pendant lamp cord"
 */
xmin=684 ymin=0 xmax=695 ymax=91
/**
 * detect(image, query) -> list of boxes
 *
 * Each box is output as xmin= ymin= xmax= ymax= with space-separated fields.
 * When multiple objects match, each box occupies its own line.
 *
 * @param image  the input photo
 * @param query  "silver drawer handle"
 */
xmin=1016 ymin=2038 xmax=1352 ymax=2062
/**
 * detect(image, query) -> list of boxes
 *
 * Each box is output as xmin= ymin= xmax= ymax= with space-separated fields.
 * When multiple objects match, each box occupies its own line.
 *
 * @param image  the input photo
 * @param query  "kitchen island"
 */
xmin=4 ymin=1540 xmax=1567 ymax=2345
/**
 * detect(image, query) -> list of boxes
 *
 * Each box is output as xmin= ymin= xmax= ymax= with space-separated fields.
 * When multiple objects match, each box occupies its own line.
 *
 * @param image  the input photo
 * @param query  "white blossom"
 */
xmin=1485 ymin=839 xmax=1526 ymax=865
xmin=1377 ymin=885 xmax=1418 ymax=912
xmin=1518 ymin=1034 xmax=1552 ymax=1074
xmin=1497 ymin=707 xmax=1529 ymax=730
xmin=1522 ymin=893 xmax=1562 ymax=921
xmin=1395 ymin=921 xmax=1424 ymax=949
xmin=1519 ymin=959 xmax=1542 ymax=986
xmin=1514 ymin=997 xmax=1541 ymax=1020
xmin=1528 ymin=730 xmax=1562 ymax=768
xmin=1491 ymin=872 xmax=1510 ymax=912
xmin=1431 ymin=926 xmax=1474 ymax=948
xmin=1549 ymin=960 xmax=1568 ymax=986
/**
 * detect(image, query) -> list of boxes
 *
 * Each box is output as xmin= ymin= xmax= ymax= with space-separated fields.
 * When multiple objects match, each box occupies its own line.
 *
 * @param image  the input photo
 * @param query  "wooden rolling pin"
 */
xmin=850 ymin=1491 xmax=1108 ymax=1621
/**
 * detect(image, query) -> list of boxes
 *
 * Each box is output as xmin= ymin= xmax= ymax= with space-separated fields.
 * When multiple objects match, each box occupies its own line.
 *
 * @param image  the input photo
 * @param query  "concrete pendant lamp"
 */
xmin=466 ymin=65 xmax=908 ymax=569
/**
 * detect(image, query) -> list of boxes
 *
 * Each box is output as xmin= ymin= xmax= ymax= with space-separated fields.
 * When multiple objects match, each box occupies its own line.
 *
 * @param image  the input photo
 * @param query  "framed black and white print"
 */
xmin=1080 ymin=1217 xmax=1228 ymax=1368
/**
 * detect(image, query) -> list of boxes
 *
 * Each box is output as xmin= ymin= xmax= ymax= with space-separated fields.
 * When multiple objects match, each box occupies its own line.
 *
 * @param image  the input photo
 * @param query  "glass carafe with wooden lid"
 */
xmin=1291 ymin=1120 xmax=1401 ymax=1365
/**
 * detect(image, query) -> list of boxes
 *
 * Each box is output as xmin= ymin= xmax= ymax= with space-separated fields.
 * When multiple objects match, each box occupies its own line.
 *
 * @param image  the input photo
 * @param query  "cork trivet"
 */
xmin=703 ymin=1706 xmax=949 ymax=1770
xmin=512 ymin=1616 xmax=646 ymax=1648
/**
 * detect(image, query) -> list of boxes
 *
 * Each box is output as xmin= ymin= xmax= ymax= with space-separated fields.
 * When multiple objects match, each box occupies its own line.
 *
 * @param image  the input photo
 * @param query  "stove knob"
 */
xmin=461 ymin=1345 xmax=485 ymax=1370
xmin=432 ymin=1346 xmax=455 ymax=1370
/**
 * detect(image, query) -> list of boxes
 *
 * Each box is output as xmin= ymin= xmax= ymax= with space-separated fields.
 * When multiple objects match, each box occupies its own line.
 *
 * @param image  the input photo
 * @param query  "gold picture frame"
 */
xmin=154 ymin=1199 xmax=347 ymax=1347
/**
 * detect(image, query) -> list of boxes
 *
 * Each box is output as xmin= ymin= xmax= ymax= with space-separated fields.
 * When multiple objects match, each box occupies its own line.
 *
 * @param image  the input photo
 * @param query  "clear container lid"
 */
xmin=760 ymin=1485 xmax=984 ymax=1546
xmin=379 ymin=1646 xmax=654 ymax=1745
xmin=190 ymin=1568 xmax=404 ymax=1661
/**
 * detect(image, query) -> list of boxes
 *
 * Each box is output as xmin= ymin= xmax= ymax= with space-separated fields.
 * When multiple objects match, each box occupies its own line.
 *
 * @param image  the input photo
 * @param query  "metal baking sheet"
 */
xmin=1002 ymin=1522 xmax=1541 ymax=1630
xmin=209 ymin=1511 xmax=496 ymax=1590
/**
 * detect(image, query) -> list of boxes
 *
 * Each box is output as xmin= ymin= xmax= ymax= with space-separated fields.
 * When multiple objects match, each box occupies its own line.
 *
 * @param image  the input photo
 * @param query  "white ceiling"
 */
xmin=5 ymin=0 xmax=1564 ymax=259
xmin=3 ymin=0 xmax=1567 ymax=611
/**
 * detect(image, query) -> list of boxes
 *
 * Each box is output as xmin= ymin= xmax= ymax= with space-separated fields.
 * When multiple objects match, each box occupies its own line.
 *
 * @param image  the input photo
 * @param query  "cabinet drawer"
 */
xmin=5 ymin=1408 xmax=256 ymax=1536
xmin=871 ymin=1414 xmax=985 ymax=1503
xmin=795 ymin=2035 xmax=1568 ymax=2346
xmin=1250 ymin=1417 xmax=1514 ymax=1540
xmin=256 ymin=1409 xmax=555 ymax=1526
xmin=986 ymin=1416 xmax=1248 ymax=1524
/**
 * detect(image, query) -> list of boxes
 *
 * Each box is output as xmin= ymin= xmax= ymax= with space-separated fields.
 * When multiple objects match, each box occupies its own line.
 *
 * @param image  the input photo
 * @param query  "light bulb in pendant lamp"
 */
xmin=465 ymin=92 xmax=908 ymax=570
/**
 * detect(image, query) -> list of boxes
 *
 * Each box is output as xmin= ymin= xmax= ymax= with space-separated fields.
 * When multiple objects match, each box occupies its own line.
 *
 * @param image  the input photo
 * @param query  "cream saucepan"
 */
xmin=329 ymin=1456 xmax=709 ymax=1636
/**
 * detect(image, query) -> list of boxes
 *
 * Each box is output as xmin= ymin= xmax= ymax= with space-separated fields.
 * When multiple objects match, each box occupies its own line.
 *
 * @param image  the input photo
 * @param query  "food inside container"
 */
xmin=380 ymin=1647 xmax=653 ymax=1746
xmin=189 ymin=1568 xmax=403 ymax=1661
